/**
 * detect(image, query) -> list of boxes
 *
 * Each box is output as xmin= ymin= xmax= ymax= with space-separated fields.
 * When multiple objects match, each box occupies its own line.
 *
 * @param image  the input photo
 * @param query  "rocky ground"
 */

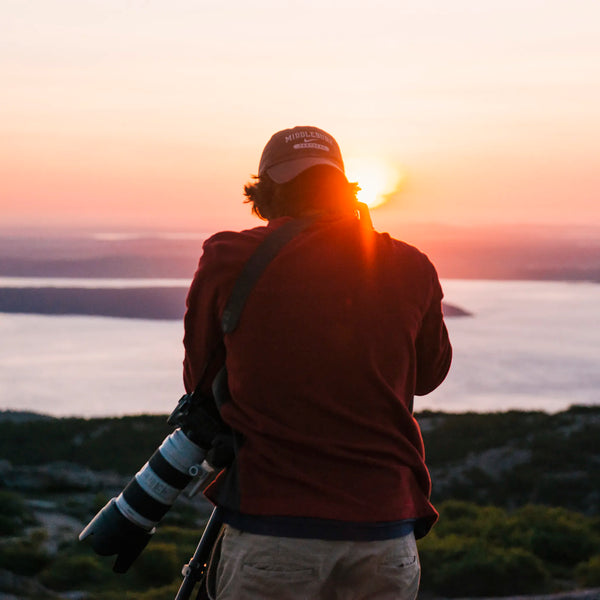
xmin=1 ymin=408 xmax=598 ymax=599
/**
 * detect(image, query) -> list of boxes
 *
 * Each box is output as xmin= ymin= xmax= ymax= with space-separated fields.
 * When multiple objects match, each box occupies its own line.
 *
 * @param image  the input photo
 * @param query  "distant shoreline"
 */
xmin=0 ymin=286 xmax=188 ymax=319
xmin=3 ymin=404 xmax=598 ymax=422
xmin=0 ymin=286 xmax=472 ymax=319
xmin=1 ymin=224 xmax=600 ymax=283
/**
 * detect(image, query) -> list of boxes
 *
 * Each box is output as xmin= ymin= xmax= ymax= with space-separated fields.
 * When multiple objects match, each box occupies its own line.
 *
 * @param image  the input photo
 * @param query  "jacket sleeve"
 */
xmin=414 ymin=261 xmax=452 ymax=396
xmin=182 ymin=238 xmax=226 ymax=394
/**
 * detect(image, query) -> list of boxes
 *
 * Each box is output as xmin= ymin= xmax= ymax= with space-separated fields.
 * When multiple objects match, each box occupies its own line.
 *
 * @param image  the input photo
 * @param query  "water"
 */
xmin=425 ymin=280 xmax=600 ymax=413
xmin=0 ymin=279 xmax=598 ymax=417
xmin=0 ymin=314 xmax=185 ymax=417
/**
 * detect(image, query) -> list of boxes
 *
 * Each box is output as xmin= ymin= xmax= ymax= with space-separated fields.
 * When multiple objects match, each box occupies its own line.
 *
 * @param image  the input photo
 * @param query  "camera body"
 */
xmin=79 ymin=389 xmax=233 ymax=573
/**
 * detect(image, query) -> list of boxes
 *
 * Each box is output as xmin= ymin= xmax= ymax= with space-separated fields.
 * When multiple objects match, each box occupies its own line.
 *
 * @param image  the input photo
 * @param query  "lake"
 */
xmin=0 ymin=279 xmax=598 ymax=417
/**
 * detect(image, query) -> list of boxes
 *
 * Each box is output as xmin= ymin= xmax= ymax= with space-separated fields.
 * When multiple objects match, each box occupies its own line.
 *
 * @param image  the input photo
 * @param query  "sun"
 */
xmin=344 ymin=157 xmax=403 ymax=209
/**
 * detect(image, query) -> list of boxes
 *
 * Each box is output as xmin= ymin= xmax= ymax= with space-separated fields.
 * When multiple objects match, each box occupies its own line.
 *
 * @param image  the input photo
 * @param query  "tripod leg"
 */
xmin=174 ymin=507 xmax=224 ymax=600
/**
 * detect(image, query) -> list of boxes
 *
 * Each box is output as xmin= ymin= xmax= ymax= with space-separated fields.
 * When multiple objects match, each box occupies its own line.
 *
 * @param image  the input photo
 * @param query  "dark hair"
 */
xmin=243 ymin=165 xmax=360 ymax=220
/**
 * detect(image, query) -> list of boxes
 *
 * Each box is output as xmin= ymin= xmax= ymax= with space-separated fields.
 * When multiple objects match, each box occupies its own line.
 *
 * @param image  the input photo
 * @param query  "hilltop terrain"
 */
xmin=1 ymin=224 xmax=599 ymax=282
xmin=0 ymin=407 xmax=599 ymax=599
xmin=1 ymin=406 xmax=598 ymax=516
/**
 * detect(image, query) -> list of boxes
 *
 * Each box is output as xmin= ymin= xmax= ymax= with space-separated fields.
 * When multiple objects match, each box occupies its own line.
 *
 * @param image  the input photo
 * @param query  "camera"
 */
xmin=79 ymin=389 xmax=233 ymax=573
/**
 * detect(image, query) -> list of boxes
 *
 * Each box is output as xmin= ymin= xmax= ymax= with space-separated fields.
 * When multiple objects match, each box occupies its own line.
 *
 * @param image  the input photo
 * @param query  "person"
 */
xmin=182 ymin=126 xmax=452 ymax=600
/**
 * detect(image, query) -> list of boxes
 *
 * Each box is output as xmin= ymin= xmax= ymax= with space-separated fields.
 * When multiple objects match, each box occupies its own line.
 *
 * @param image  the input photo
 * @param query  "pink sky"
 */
xmin=2 ymin=0 xmax=599 ymax=233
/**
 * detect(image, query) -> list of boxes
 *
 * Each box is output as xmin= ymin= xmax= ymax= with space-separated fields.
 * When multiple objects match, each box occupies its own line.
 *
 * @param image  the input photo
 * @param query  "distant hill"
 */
xmin=1 ymin=224 xmax=599 ymax=282
xmin=0 ymin=286 xmax=188 ymax=319
xmin=0 ymin=286 xmax=471 ymax=319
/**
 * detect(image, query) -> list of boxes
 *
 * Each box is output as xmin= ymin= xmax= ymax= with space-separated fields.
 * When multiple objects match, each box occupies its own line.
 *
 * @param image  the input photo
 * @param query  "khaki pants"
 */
xmin=211 ymin=525 xmax=420 ymax=600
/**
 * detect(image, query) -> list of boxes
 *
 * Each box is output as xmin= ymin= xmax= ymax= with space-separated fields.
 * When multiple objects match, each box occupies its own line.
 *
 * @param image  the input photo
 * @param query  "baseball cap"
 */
xmin=258 ymin=126 xmax=345 ymax=183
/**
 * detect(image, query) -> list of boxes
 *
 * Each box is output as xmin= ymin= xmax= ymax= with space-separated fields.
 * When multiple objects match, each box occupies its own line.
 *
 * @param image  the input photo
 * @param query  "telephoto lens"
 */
xmin=79 ymin=428 xmax=207 ymax=572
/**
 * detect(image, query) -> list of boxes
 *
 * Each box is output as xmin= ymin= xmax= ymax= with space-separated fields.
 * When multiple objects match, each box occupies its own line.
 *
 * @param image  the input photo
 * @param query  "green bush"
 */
xmin=156 ymin=524 xmax=204 ymax=564
xmin=158 ymin=525 xmax=206 ymax=547
xmin=124 ymin=584 xmax=182 ymax=600
xmin=95 ymin=583 xmax=181 ymax=600
xmin=428 ymin=546 xmax=549 ymax=597
xmin=40 ymin=554 xmax=105 ymax=590
xmin=419 ymin=526 xmax=550 ymax=598
xmin=0 ymin=538 xmax=51 ymax=575
xmin=434 ymin=501 xmax=508 ymax=540
xmin=433 ymin=501 xmax=521 ymax=549
xmin=576 ymin=555 xmax=600 ymax=587
xmin=0 ymin=491 xmax=34 ymax=535
xmin=0 ymin=490 xmax=27 ymax=517
xmin=132 ymin=543 xmax=180 ymax=587
xmin=437 ymin=499 xmax=480 ymax=521
xmin=513 ymin=505 xmax=599 ymax=566
xmin=0 ymin=415 xmax=172 ymax=474
xmin=419 ymin=532 xmax=481 ymax=593
xmin=419 ymin=501 xmax=599 ymax=596
xmin=0 ymin=515 xmax=20 ymax=536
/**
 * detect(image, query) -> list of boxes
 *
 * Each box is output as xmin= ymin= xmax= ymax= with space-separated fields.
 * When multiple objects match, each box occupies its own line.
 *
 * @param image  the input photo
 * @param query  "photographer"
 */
xmin=183 ymin=126 xmax=452 ymax=600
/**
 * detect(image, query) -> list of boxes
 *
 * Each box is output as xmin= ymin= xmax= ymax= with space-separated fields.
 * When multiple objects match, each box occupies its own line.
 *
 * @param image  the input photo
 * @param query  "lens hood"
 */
xmin=79 ymin=498 xmax=155 ymax=573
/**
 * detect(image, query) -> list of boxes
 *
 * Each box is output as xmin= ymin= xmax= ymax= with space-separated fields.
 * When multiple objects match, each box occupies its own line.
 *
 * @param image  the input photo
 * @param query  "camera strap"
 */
xmin=210 ymin=216 xmax=315 ymax=409
xmin=221 ymin=216 xmax=314 ymax=334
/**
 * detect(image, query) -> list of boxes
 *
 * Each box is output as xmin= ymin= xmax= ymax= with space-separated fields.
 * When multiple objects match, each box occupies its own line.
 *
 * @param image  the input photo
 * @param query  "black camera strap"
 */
xmin=211 ymin=216 xmax=314 ymax=410
xmin=221 ymin=216 xmax=314 ymax=335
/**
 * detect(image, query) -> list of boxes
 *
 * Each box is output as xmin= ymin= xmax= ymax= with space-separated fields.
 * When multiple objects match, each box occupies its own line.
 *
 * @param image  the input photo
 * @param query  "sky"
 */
xmin=2 ymin=0 xmax=599 ymax=233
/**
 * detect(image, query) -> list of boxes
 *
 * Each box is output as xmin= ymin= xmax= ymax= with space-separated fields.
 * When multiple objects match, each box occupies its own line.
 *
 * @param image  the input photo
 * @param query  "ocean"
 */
xmin=0 ymin=279 xmax=598 ymax=417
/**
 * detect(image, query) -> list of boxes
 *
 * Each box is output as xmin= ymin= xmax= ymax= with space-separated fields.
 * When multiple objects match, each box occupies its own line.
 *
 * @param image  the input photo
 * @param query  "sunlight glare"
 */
xmin=344 ymin=158 xmax=403 ymax=209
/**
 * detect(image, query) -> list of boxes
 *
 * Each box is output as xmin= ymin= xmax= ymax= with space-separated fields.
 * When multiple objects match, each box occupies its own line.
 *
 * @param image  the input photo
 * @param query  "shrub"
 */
xmin=0 ymin=538 xmax=51 ymax=575
xmin=419 ymin=532 xmax=481 ymax=588
xmin=93 ymin=583 xmax=181 ymax=600
xmin=0 ymin=515 xmax=20 ymax=536
xmin=425 ymin=545 xmax=549 ymax=597
xmin=500 ymin=548 xmax=551 ymax=595
xmin=437 ymin=499 xmax=481 ymax=521
xmin=576 ymin=555 xmax=600 ymax=588
xmin=158 ymin=525 xmax=205 ymax=547
xmin=124 ymin=584 xmax=181 ymax=600
xmin=0 ymin=490 xmax=27 ymax=517
xmin=156 ymin=524 xmax=204 ymax=563
xmin=40 ymin=554 xmax=105 ymax=590
xmin=0 ymin=491 xmax=33 ymax=535
xmin=513 ymin=505 xmax=599 ymax=566
xmin=434 ymin=502 xmax=508 ymax=540
xmin=418 ymin=501 xmax=593 ymax=596
xmin=433 ymin=501 xmax=521 ymax=550
xmin=132 ymin=543 xmax=180 ymax=587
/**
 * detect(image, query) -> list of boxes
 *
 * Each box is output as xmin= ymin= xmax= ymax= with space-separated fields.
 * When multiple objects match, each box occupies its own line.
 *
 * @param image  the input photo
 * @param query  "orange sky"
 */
xmin=2 ymin=1 xmax=599 ymax=233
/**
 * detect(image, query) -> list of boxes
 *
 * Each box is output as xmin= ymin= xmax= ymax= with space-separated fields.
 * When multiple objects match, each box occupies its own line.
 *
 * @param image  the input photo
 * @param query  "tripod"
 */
xmin=175 ymin=508 xmax=223 ymax=600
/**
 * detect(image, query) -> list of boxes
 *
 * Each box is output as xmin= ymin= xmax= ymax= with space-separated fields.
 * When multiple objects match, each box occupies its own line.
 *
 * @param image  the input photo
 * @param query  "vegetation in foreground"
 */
xmin=0 ymin=406 xmax=598 ymax=598
xmin=1 ymin=491 xmax=599 ymax=599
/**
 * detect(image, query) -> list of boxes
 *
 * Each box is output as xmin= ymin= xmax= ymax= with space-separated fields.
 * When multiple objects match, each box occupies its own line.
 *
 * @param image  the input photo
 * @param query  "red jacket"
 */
xmin=183 ymin=215 xmax=452 ymax=539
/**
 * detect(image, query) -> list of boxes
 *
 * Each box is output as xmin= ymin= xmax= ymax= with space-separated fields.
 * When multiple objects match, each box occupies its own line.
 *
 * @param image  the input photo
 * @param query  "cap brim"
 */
xmin=267 ymin=157 xmax=345 ymax=184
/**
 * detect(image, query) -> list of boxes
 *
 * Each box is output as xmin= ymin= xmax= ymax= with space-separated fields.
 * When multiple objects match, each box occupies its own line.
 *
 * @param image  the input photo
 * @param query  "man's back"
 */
xmin=183 ymin=214 xmax=451 ymax=538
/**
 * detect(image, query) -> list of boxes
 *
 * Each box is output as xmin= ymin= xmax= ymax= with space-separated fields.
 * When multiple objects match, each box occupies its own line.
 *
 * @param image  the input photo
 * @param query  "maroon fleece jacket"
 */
xmin=183 ymin=214 xmax=451 ymax=538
